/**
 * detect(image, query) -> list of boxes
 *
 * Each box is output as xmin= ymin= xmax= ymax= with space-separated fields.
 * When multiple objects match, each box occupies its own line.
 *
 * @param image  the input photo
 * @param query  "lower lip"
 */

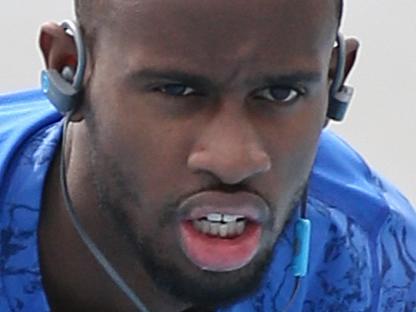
xmin=179 ymin=221 xmax=262 ymax=272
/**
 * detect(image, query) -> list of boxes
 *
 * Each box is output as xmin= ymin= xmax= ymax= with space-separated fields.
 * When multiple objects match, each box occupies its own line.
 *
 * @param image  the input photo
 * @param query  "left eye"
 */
xmin=154 ymin=84 xmax=196 ymax=97
xmin=254 ymin=87 xmax=300 ymax=103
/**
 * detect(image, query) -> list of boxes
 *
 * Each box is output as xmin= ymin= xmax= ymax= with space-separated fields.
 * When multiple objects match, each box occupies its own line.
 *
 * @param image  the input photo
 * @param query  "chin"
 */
xmin=137 ymin=234 xmax=277 ymax=308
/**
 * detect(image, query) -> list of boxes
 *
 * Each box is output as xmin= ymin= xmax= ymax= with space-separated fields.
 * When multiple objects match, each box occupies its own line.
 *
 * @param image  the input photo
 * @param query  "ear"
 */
xmin=329 ymin=37 xmax=360 ymax=88
xmin=324 ymin=37 xmax=360 ymax=127
xmin=39 ymin=23 xmax=84 ymax=121
xmin=39 ymin=22 xmax=78 ymax=72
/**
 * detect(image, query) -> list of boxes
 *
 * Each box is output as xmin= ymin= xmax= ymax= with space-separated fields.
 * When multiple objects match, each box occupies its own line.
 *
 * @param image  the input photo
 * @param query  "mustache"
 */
xmin=160 ymin=177 xmax=307 ymax=226
xmin=158 ymin=181 xmax=277 ymax=227
xmin=179 ymin=181 xmax=271 ymax=207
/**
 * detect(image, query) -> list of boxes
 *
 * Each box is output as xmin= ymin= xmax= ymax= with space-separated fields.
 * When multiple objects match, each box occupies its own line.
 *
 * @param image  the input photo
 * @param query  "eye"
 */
xmin=154 ymin=83 xmax=196 ymax=97
xmin=253 ymin=86 xmax=301 ymax=103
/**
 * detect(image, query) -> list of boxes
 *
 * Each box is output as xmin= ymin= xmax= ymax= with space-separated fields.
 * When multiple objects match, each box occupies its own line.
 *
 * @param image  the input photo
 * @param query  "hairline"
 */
xmin=74 ymin=0 xmax=344 ymax=43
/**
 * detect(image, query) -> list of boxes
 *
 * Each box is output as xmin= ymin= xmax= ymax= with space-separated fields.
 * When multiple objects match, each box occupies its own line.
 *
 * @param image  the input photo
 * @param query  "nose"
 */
xmin=187 ymin=109 xmax=271 ymax=184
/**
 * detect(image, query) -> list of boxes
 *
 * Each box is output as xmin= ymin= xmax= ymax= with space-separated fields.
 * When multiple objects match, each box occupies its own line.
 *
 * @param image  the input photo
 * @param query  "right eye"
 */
xmin=253 ymin=86 xmax=302 ymax=104
xmin=153 ymin=84 xmax=197 ymax=97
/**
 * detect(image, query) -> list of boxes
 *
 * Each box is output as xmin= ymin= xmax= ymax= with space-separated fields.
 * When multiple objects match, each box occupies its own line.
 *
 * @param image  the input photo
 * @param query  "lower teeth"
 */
xmin=192 ymin=219 xmax=246 ymax=238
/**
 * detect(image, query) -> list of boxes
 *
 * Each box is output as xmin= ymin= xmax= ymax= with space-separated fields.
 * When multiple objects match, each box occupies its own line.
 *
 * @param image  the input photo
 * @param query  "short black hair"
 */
xmin=74 ymin=0 xmax=344 ymax=45
xmin=74 ymin=0 xmax=103 ymax=43
xmin=336 ymin=0 xmax=344 ymax=25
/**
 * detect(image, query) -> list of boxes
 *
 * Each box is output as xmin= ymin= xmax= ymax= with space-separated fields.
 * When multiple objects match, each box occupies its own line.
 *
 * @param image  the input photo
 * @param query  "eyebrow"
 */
xmin=250 ymin=71 xmax=323 ymax=87
xmin=126 ymin=68 xmax=323 ymax=89
xmin=126 ymin=68 xmax=215 ymax=90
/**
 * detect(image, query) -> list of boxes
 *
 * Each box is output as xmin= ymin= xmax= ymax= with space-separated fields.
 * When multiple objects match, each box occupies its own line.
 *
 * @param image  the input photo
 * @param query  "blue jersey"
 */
xmin=1 ymin=90 xmax=415 ymax=311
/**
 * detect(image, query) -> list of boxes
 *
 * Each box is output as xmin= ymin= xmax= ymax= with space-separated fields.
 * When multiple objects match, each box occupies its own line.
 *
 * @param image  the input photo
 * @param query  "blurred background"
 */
xmin=0 ymin=1 xmax=414 ymax=205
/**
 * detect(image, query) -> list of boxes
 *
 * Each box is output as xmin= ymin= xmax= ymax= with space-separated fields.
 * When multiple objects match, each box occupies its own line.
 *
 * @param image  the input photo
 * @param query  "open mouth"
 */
xmin=192 ymin=213 xmax=248 ymax=238
xmin=178 ymin=192 xmax=268 ymax=272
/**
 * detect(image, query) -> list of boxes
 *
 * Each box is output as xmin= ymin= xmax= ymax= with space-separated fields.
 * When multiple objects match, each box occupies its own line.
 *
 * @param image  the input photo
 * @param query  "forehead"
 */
xmin=98 ymin=0 xmax=337 ymax=77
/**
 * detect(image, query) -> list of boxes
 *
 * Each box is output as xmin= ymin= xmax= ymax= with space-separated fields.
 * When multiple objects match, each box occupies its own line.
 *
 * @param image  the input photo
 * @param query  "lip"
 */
xmin=177 ymin=191 xmax=270 ymax=223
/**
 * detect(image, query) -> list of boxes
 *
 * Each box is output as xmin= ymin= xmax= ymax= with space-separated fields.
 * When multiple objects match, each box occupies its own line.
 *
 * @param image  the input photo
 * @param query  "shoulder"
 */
xmin=0 ymin=89 xmax=61 ymax=186
xmin=311 ymin=129 xmax=414 ymax=235
xmin=0 ymin=88 xmax=60 ymax=127
xmin=309 ymin=130 xmax=416 ymax=309
xmin=0 ymin=91 xmax=62 ymax=311
xmin=0 ymin=89 xmax=61 ymax=137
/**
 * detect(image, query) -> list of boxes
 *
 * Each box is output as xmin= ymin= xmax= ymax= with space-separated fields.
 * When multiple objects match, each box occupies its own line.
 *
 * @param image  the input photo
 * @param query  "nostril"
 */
xmin=187 ymin=147 xmax=271 ymax=184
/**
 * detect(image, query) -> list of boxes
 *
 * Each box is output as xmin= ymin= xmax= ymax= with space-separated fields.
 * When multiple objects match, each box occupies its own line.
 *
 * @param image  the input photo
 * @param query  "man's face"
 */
xmin=82 ymin=0 xmax=336 ymax=306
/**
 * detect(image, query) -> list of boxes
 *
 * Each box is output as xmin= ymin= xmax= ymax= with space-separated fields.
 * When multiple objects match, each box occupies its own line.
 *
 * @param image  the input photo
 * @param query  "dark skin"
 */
xmin=38 ymin=0 xmax=359 ymax=311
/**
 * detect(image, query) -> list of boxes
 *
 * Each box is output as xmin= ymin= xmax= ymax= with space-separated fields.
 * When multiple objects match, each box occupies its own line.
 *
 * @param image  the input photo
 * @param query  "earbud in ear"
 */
xmin=62 ymin=66 xmax=75 ymax=82
xmin=41 ymin=20 xmax=86 ymax=115
xmin=327 ymin=85 xmax=354 ymax=121
xmin=41 ymin=69 xmax=80 ymax=114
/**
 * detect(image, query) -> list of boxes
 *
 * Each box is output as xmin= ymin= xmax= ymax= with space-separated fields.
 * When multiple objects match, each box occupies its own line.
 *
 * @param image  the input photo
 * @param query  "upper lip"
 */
xmin=177 ymin=191 xmax=269 ymax=223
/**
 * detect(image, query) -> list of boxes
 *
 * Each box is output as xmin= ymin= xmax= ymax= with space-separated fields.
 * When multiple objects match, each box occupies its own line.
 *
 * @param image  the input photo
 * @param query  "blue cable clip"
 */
xmin=292 ymin=218 xmax=311 ymax=277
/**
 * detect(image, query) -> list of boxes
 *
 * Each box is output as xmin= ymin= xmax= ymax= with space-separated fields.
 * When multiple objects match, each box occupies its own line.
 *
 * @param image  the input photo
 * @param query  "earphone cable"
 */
xmin=59 ymin=116 xmax=310 ymax=312
xmin=281 ymin=187 xmax=309 ymax=312
xmin=59 ymin=116 xmax=150 ymax=312
xmin=281 ymin=277 xmax=301 ymax=312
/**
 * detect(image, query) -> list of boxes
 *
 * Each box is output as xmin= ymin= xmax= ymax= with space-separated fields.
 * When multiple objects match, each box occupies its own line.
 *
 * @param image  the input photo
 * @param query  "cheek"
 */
xmin=89 ymin=94 xmax=194 ymax=207
xmin=266 ymin=95 xmax=327 ymax=193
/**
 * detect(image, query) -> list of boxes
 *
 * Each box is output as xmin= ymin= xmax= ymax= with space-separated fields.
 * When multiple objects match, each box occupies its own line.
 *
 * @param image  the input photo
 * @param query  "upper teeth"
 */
xmin=193 ymin=213 xmax=247 ymax=238
xmin=206 ymin=213 xmax=245 ymax=223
